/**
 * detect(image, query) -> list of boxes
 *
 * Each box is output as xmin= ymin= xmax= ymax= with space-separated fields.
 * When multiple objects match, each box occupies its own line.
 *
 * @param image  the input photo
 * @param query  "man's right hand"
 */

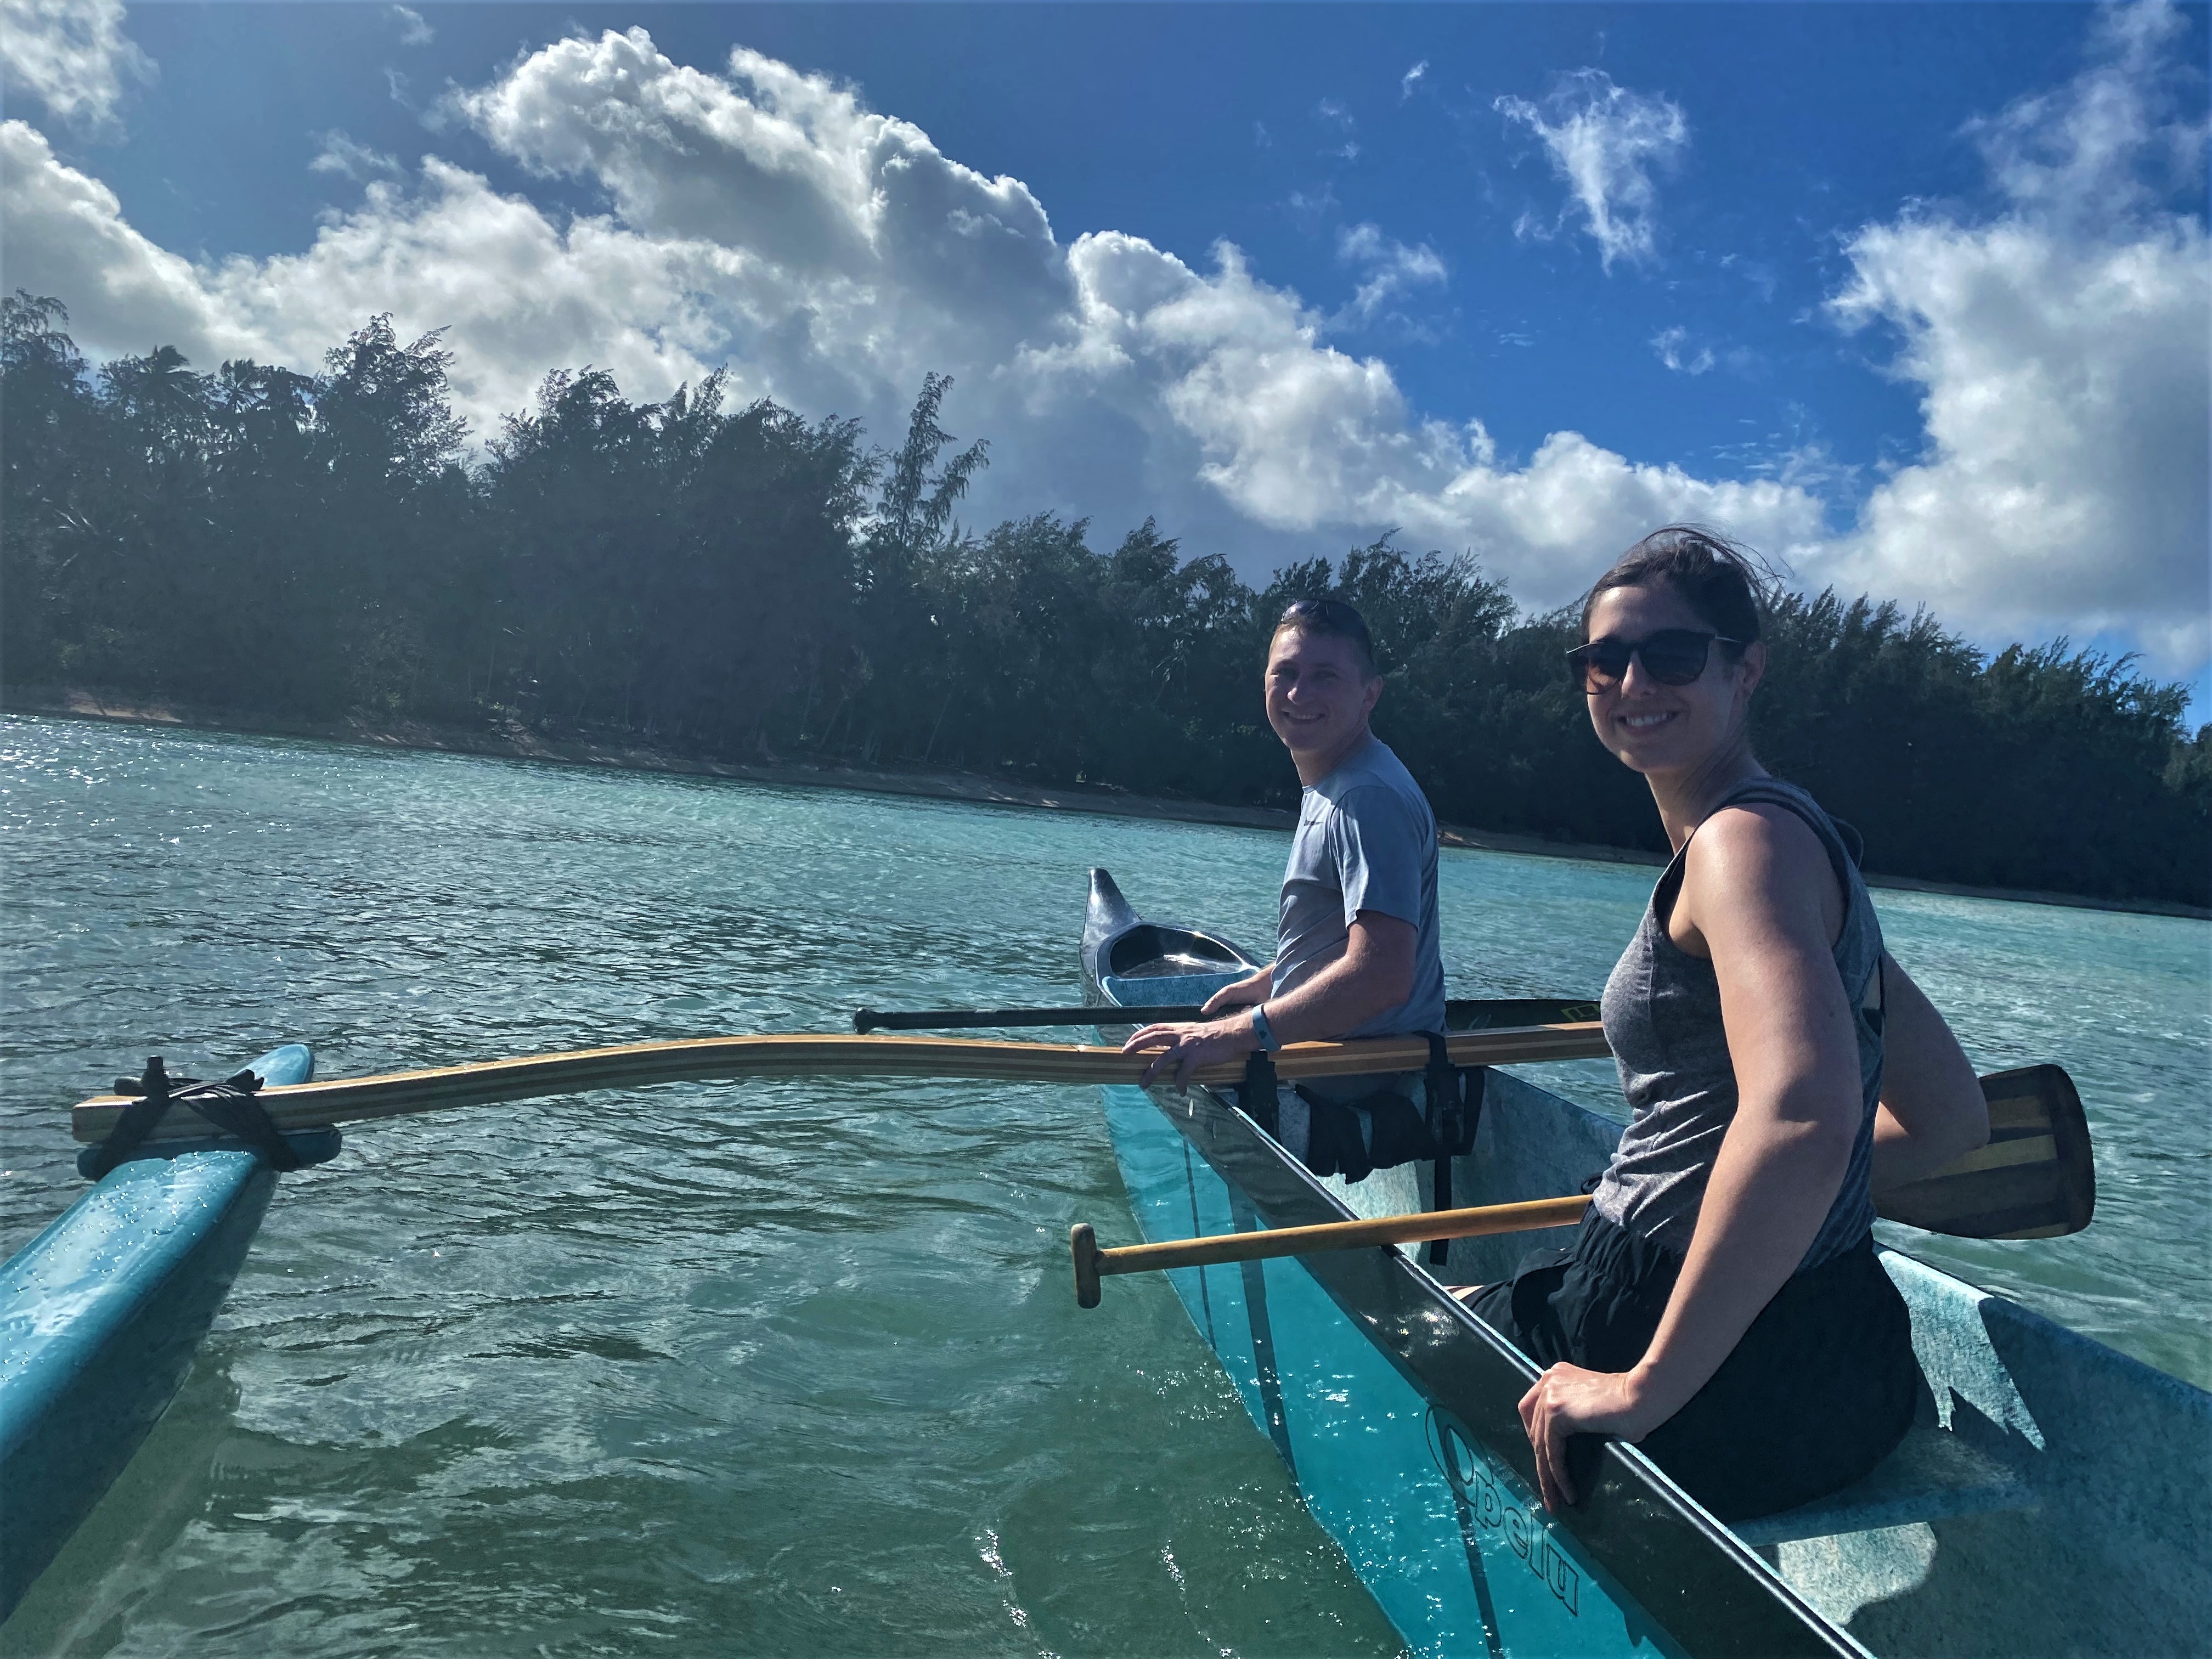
xmin=1201 ymin=966 xmax=1274 ymax=1017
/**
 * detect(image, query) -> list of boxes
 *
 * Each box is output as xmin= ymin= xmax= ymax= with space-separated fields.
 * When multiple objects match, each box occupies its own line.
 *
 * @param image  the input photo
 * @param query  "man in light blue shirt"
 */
xmin=1124 ymin=597 xmax=1446 ymax=1098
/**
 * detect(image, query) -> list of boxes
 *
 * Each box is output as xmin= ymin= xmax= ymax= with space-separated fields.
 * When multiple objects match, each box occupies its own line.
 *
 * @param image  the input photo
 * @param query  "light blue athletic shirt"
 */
xmin=1274 ymin=735 xmax=1447 ymax=1041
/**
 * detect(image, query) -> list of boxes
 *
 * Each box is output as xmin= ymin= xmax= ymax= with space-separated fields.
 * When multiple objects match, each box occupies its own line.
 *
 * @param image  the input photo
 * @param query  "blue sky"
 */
xmin=7 ymin=2 xmax=2209 ymax=710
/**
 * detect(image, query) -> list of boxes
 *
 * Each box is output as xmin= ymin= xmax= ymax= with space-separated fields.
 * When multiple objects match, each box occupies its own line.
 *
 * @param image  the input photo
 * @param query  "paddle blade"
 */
xmin=1447 ymin=997 xmax=1601 ymax=1031
xmin=1877 ymin=1064 xmax=2095 ymax=1240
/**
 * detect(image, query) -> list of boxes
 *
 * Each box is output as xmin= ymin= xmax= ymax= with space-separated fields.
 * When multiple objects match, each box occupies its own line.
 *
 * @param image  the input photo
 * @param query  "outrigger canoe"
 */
xmin=0 ymin=1044 xmax=334 ymax=1621
xmin=1080 ymin=868 xmax=2210 ymax=1659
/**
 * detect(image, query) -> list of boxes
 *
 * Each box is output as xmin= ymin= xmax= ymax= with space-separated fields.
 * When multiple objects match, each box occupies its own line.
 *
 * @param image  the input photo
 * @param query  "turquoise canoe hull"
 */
xmin=1082 ymin=870 xmax=2212 ymax=1659
xmin=0 ymin=1043 xmax=315 ymax=1619
xmin=1101 ymin=1077 xmax=1688 ymax=1658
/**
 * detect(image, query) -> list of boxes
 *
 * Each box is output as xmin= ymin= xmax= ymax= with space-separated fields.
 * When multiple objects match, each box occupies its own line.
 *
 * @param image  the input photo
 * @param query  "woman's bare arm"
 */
xmin=1870 ymin=953 xmax=1988 ymax=1189
xmin=1515 ymin=805 xmax=1863 ymax=1509
xmin=1621 ymin=807 xmax=1864 ymax=1408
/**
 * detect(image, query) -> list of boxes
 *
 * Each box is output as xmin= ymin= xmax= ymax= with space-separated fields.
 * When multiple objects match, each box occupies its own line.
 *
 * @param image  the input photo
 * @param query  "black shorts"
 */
xmin=1467 ymin=1208 xmax=1920 ymax=1521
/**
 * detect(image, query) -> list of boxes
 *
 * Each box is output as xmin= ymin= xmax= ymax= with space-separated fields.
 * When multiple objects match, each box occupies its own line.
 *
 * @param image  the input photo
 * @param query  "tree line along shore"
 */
xmin=5 ymin=294 xmax=2206 ymax=910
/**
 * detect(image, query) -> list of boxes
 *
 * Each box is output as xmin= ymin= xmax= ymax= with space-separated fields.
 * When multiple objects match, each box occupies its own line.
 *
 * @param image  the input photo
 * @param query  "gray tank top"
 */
xmin=1590 ymin=778 xmax=1886 ymax=1272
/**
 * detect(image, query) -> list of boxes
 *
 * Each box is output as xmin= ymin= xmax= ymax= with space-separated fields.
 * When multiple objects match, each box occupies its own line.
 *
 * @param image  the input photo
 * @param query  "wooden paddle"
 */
xmin=1068 ymin=1063 xmax=2098 ymax=1304
xmin=1876 ymin=1064 xmax=2095 ymax=1239
xmin=856 ymin=1004 xmax=1213 ymax=1032
xmin=853 ymin=995 xmax=1604 ymax=1034
xmin=1071 ymin=1195 xmax=1593 ymax=1306
xmin=68 ymin=1022 xmax=1612 ymax=1146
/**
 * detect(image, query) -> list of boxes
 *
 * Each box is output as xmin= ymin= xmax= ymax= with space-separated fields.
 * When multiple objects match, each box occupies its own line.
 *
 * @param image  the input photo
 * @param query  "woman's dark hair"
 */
xmin=1579 ymin=526 xmax=1778 ymax=654
xmin=1274 ymin=595 xmax=1379 ymax=679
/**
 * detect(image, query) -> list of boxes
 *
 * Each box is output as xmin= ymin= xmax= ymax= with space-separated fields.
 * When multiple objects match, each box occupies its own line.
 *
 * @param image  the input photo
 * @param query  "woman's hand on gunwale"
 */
xmin=1517 ymin=1362 xmax=1669 ymax=1514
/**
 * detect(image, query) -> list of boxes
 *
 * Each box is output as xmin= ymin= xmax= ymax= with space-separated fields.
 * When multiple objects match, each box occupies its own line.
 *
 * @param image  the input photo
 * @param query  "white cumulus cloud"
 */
xmin=0 ymin=27 xmax=1847 ymax=614
xmin=1818 ymin=0 xmax=2210 ymax=670
xmin=1 ymin=14 xmax=2200 ymax=675
xmin=0 ymin=0 xmax=153 ymax=136
xmin=0 ymin=118 xmax=732 ymax=428
xmin=1497 ymin=69 xmax=1688 ymax=271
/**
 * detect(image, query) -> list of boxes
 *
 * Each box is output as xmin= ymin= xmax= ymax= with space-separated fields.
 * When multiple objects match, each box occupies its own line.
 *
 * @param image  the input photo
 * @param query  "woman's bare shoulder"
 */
xmin=1690 ymin=801 xmax=1829 ymax=873
xmin=1678 ymin=803 xmax=1841 ymax=944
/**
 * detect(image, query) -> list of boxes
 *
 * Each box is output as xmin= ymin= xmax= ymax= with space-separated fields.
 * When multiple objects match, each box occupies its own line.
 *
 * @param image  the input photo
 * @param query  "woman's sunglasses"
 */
xmin=1565 ymin=629 xmax=1743 ymax=693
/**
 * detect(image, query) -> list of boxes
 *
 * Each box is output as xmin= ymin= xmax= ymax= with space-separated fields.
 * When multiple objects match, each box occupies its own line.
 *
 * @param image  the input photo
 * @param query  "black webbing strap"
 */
xmin=1239 ymin=1050 xmax=1280 ymax=1137
xmin=82 ymin=1055 xmax=304 ymax=1180
xmin=1423 ymin=1035 xmax=1486 ymax=1266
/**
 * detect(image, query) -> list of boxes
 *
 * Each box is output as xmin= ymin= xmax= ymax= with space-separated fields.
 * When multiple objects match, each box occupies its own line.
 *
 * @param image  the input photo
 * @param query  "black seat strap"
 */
xmin=1239 ymin=1050 xmax=1280 ymax=1137
xmin=1423 ymin=1035 xmax=1486 ymax=1266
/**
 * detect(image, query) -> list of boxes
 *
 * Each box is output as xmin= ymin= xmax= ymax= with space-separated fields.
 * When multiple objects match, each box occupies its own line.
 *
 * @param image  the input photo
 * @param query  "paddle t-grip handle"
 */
xmin=1071 ymin=1223 xmax=1103 ymax=1309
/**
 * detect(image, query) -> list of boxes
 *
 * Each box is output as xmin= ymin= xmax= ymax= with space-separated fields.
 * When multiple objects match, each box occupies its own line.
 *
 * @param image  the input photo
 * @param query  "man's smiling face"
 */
xmin=1265 ymin=625 xmax=1381 ymax=774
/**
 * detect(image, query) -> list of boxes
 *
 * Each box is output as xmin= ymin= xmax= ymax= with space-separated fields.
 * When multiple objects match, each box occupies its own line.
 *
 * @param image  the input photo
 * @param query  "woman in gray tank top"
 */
xmin=1465 ymin=528 xmax=1992 ymax=1522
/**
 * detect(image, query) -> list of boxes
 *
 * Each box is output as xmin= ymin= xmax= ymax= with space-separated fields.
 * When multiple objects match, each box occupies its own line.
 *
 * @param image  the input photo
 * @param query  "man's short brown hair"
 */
xmin=1274 ymin=596 xmax=1378 ymax=680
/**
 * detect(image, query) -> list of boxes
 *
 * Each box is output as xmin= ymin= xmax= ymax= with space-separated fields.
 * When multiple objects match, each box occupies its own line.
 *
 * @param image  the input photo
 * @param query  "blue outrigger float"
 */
xmin=1081 ymin=868 xmax=2210 ymax=1659
xmin=0 ymin=1045 xmax=332 ymax=1619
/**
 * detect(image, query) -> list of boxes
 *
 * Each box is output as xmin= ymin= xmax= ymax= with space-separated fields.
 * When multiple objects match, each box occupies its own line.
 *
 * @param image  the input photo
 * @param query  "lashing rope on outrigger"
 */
xmin=79 ymin=1056 xmax=307 ymax=1180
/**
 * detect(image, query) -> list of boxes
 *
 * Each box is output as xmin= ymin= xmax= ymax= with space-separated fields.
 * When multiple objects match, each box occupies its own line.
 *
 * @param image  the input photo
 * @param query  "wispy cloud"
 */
xmin=1401 ymin=60 xmax=1429 ymax=100
xmin=1313 ymin=95 xmax=1359 ymax=159
xmin=1967 ymin=0 xmax=2207 ymax=224
xmin=387 ymin=5 xmax=433 ymax=48
xmin=1651 ymin=324 xmax=1713 ymax=375
xmin=1336 ymin=221 xmax=1447 ymax=324
xmin=310 ymin=131 xmax=403 ymax=183
xmin=1286 ymin=183 xmax=1339 ymax=228
xmin=1497 ymin=69 xmax=1689 ymax=270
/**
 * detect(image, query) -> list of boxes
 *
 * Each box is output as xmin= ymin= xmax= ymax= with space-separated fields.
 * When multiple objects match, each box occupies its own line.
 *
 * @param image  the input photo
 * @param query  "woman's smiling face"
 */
xmin=1582 ymin=580 xmax=1764 ymax=778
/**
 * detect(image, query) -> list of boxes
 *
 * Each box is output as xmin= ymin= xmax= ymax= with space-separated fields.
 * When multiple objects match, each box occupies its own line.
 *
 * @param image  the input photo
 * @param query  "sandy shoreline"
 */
xmin=11 ymin=686 xmax=2206 ymax=922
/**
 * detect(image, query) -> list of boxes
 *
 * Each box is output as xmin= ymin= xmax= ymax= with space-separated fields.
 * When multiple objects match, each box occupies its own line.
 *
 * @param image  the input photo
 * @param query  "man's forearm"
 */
xmin=1203 ymin=964 xmax=1275 ymax=1013
xmin=1125 ymin=918 xmax=1415 ymax=1087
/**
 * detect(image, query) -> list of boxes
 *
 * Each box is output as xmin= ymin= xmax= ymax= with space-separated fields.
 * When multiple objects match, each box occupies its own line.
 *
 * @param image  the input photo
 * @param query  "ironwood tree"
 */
xmin=4 ymin=291 xmax=2203 ymax=906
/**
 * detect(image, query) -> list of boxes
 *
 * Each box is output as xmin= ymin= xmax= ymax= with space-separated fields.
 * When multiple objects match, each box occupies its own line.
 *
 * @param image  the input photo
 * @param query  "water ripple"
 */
xmin=3 ymin=713 xmax=2204 ymax=1655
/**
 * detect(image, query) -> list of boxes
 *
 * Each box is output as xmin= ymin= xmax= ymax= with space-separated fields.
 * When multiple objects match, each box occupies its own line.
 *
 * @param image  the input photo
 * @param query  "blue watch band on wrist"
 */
xmin=1250 ymin=1004 xmax=1282 ymax=1051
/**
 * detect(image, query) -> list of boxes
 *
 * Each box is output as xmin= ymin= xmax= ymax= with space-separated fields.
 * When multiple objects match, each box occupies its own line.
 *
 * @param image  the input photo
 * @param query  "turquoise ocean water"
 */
xmin=3 ymin=715 xmax=2205 ymax=1656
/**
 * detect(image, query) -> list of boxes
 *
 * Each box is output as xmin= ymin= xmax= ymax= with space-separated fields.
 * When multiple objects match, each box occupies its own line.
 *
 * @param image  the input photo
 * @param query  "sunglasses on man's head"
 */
xmin=1565 ymin=629 xmax=1743 ymax=693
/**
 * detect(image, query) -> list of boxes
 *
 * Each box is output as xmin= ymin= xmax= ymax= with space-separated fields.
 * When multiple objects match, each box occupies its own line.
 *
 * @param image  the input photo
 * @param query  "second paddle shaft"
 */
xmin=854 ymin=1005 xmax=1203 ymax=1032
xmin=1070 ymin=1193 xmax=1592 ymax=1307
